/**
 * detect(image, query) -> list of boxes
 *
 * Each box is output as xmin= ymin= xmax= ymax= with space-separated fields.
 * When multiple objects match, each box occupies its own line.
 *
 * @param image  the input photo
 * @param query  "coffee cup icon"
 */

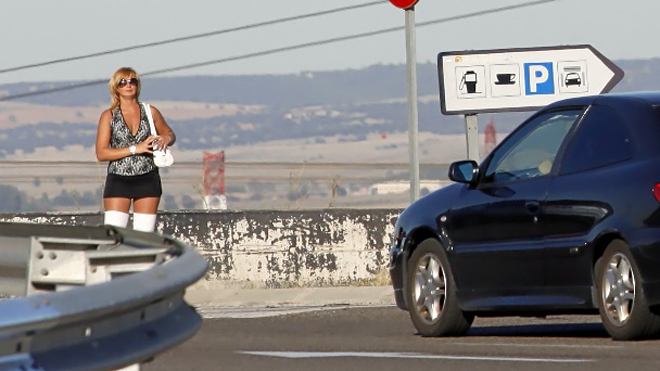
xmin=495 ymin=73 xmax=516 ymax=85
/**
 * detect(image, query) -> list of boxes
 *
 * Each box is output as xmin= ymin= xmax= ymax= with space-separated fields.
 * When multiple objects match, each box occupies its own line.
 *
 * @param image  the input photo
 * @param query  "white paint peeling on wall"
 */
xmin=0 ymin=209 xmax=401 ymax=288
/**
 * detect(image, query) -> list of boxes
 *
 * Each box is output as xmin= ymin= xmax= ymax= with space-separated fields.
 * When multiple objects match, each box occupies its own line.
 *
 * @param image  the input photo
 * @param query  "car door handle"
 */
xmin=525 ymin=201 xmax=541 ymax=214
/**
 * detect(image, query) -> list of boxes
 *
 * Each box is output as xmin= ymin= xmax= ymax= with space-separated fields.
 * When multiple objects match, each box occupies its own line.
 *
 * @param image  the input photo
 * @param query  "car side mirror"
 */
xmin=449 ymin=160 xmax=479 ymax=184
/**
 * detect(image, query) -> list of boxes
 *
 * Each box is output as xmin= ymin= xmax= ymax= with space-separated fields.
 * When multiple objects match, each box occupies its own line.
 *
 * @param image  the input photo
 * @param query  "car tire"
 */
xmin=595 ymin=240 xmax=660 ymax=340
xmin=405 ymin=238 xmax=473 ymax=336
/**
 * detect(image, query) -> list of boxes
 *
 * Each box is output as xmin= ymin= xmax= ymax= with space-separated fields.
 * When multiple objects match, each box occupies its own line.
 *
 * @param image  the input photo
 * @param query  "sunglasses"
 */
xmin=118 ymin=78 xmax=139 ymax=88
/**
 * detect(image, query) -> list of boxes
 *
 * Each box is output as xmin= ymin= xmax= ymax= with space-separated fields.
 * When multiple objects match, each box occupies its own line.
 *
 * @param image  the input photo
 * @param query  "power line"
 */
xmin=0 ymin=0 xmax=386 ymax=75
xmin=142 ymin=0 xmax=560 ymax=77
xmin=0 ymin=0 xmax=559 ymax=102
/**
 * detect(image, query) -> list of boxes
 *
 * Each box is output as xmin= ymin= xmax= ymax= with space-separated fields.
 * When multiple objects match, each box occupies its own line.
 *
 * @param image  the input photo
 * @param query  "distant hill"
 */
xmin=0 ymin=63 xmax=430 ymax=107
xmin=610 ymin=59 xmax=660 ymax=93
xmin=0 ymin=59 xmax=659 ymax=158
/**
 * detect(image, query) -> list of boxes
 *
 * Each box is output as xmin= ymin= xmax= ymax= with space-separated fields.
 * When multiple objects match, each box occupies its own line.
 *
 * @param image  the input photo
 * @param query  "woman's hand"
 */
xmin=148 ymin=135 xmax=168 ymax=151
xmin=139 ymin=135 xmax=158 ymax=154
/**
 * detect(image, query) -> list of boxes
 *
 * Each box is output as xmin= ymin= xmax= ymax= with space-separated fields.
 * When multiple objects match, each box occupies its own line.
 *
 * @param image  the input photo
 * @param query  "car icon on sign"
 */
xmin=565 ymin=72 xmax=582 ymax=87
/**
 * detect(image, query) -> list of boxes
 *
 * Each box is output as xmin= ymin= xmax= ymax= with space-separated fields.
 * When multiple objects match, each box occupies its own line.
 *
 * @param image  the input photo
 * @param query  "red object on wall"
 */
xmin=389 ymin=0 xmax=419 ymax=9
xmin=203 ymin=151 xmax=225 ymax=196
xmin=484 ymin=118 xmax=497 ymax=156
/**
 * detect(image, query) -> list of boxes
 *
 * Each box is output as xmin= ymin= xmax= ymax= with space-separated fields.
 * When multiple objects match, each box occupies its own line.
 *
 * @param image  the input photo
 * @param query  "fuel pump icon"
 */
xmin=459 ymin=70 xmax=478 ymax=93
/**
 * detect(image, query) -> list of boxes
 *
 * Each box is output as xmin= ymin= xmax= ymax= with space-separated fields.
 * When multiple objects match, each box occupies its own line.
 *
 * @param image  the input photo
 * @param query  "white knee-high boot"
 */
xmin=104 ymin=210 xmax=129 ymax=228
xmin=133 ymin=213 xmax=157 ymax=232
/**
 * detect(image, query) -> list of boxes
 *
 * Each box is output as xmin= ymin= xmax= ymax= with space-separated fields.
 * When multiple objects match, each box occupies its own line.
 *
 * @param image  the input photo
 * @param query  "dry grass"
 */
xmin=223 ymin=268 xmax=393 ymax=290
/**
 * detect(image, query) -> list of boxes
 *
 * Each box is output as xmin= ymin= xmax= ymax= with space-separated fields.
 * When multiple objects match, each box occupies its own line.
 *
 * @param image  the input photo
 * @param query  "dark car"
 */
xmin=565 ymin=72 xmax=582 ymax=86
xmin=389 ymin=92 xmax=660 ymax=340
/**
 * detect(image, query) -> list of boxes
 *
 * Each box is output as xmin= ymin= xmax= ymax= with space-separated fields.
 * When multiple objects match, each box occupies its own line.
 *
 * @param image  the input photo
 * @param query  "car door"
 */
xmin=445 ymin=109 xmax=584 ymax=302
xmin=542 ymin=104 xmax=635 ymax=300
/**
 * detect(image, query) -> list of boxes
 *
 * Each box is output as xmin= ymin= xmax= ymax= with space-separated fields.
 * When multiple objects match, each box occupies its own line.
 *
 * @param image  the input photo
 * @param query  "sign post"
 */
xmin=390 ymin=0 xmax=420 ymax=202
xmin=464 ymin=114 xmax=479 ymax=162
xmin=437 ymin=45 xmax=623 ymax=161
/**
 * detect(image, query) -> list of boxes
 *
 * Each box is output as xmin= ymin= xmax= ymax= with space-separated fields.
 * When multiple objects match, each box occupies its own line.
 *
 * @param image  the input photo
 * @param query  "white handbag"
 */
xmin=142 ymin=103 xmax=174 ymax=167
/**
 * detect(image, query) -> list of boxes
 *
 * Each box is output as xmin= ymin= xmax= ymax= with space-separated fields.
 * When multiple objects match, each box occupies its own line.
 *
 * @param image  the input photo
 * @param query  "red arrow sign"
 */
xmin=389 ymin=0 xmax=419 ymax=9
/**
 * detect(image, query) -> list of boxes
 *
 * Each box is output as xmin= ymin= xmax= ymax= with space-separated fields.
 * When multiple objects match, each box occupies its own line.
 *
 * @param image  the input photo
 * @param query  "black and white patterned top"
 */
xmin=107 ymin=104 xmax=157 ymax=176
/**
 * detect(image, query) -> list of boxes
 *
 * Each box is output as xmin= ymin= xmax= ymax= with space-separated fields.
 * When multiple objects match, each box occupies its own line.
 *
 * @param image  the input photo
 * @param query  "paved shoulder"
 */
xmin=185 ymin=283 xmax=395 ymax=308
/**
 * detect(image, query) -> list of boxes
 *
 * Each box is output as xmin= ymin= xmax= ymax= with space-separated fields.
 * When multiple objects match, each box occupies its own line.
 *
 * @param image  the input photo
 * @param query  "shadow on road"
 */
xmin=467 ymin=323 xmax=608 ymax=338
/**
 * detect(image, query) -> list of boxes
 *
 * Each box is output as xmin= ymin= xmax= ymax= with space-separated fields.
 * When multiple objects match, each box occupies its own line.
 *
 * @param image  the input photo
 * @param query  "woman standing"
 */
xmin=96 ymin=67 xmax=175 ymax=232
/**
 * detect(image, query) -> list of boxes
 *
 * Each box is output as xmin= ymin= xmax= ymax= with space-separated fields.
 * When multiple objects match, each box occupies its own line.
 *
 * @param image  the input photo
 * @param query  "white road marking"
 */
xmin=451 ymin=342 xmax=622 ymax=349
xmin=237 ymin=351 xmax=593 ymax=363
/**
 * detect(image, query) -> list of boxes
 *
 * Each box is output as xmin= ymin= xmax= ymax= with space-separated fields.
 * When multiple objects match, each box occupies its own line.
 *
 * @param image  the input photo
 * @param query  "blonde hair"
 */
xmin=108 ymin=67 xmax=141 ymax=110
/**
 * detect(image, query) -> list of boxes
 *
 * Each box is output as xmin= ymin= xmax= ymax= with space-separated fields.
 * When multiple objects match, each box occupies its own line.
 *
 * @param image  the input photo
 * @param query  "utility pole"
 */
xmin=390 ymin=0 xmax=421 ymax=202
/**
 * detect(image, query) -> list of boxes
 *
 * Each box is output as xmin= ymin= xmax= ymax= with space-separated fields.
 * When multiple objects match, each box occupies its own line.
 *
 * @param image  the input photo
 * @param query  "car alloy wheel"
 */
xmin=601 ymin=252 xmax=635 ymax=325
xmin=596 ymin=240 xmax=660 ymax=340
xmin=412 ymin=252 xmax=446 ymax=324
xmin=405 ymin=239 xmax=473 ymax=336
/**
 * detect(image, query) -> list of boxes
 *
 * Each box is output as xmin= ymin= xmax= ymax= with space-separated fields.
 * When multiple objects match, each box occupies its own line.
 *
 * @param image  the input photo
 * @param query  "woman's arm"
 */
xmin=96 ymin=109 xmax=154 ymax=161
xmin=150 ymin=105 xmax=176 ymax=148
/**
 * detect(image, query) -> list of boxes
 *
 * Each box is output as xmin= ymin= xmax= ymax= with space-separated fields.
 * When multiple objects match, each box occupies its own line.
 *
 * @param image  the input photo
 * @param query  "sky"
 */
xmin=0 ymin=0 xmax=657 ymax=85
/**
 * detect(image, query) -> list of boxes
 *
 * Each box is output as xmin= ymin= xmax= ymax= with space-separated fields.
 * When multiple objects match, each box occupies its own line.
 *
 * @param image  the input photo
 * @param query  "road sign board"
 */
xmin=389 ymin=0 xmax=419 ymax=10
xmin=437 ymin=45 xmax=624 ymax=115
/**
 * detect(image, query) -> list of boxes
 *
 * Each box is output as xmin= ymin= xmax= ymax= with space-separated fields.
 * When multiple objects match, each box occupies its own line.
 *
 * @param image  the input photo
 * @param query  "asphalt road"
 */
xmin=143 ymin=306 xmax=660 ymax=371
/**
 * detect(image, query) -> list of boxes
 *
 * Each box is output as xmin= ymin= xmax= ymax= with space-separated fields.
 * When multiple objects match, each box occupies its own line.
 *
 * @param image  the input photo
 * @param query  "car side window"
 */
xmin=560 ymin=105 xmax=634 ymax=175
xmin=483 ymin=109 xmax=583 ymax=184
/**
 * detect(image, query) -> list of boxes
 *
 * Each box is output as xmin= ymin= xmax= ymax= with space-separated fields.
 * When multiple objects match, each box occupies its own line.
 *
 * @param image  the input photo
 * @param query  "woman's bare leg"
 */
xmin=104 ymin=197 xmax=132 ymax=213
xmin=133 ymin=197 xmax=160 ymax=214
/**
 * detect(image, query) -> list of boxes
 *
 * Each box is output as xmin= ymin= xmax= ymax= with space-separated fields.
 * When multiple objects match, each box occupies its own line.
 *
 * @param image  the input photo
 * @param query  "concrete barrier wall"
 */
xmin=0 ymin=209 xmax=401 ymax=288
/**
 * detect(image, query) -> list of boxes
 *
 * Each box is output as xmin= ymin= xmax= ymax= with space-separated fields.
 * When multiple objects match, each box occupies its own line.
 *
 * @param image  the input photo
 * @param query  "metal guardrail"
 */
xmin=0 ymin=161 xmax=452 ymax=183
xmin=0 ymin=222 xmax=208 ymax=370
xmin=0 ymin=160 xmax=452 ymax=212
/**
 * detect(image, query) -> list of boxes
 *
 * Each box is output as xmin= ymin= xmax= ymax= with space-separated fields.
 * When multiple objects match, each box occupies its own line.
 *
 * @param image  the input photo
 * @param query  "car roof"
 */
xmin=546 ymin=91 xmax=660 ymax=109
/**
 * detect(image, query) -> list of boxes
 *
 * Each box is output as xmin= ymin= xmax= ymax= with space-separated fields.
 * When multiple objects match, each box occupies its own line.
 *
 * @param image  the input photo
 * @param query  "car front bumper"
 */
xmin=389 ymin=241 xmax=407 ymax=310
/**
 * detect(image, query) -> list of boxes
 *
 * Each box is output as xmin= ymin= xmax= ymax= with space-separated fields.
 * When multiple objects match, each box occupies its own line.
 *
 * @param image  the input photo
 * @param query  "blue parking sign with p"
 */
xmin=524 ymin=62 xmax=554 ymax=95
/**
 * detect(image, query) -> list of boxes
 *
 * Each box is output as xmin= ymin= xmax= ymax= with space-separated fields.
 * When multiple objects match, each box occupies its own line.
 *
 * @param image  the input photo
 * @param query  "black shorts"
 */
xmin=103 ymin=170 xmax=162 ymax=198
